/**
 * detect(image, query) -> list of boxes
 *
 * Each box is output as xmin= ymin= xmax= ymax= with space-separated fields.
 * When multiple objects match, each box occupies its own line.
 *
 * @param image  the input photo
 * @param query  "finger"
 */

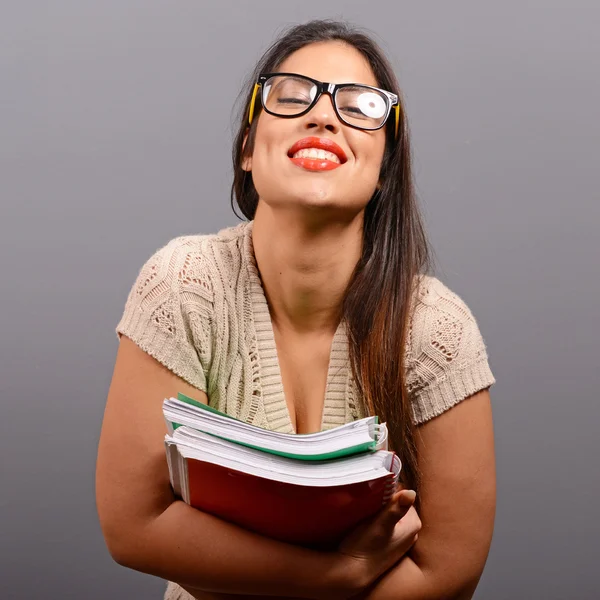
xmin=395 ymin=490 xmax=416 ymax=505
xmin=380 ymin=490 xmax=416 ymax=527
xmin=398 ymin=507 xmax=422 ymax=535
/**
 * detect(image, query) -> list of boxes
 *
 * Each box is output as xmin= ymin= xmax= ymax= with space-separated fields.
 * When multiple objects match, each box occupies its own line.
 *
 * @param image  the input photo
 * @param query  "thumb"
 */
xmin=380 ymin=490 xmax=416 ymax=528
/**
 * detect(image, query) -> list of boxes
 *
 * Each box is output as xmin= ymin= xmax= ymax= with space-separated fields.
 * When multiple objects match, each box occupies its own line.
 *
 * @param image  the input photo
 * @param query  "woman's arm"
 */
xmin=96 ymin=336 xmax=420 ymax=599
xmin=361 ymin=389 xmax=496 ymax=599
xmin=181 ymin=389 xmax=495 ymax=600
xmin=96 ymin=336 xmax=357 ymax=599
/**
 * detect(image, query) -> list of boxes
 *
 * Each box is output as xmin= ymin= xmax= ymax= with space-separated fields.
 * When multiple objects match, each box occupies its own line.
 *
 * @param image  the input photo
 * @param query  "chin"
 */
xmin=290 ymin=179 xmax=345 ymax=206
xmin=255 ymin=175 xmax=371 ymax=216
xmin=281 ymin=188 xmax=342 ymax=210
xmin=268 ymin=192 xmax=367 ymax=223
xmin=298 ymin=188 xmax=338 ymax=208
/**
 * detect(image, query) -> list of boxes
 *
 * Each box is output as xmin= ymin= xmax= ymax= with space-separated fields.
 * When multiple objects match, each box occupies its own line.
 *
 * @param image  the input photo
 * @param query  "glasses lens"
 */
xmin=335 ymin=86 xmax=389 ymax=129
xmin=263 ymin=75 xmax=317 ymax=116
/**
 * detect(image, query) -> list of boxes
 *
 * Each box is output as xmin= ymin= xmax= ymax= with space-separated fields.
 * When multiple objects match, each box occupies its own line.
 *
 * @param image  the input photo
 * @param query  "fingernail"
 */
xmin=402 ymin=490 xmax=416 ymax=502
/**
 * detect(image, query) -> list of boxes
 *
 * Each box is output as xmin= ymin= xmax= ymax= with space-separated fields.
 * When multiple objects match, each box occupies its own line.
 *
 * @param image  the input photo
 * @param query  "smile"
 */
xmin=292 ymin=148 xmax=341 ymax=163
xmin=287 ymin=136 xmax=347 ymax=171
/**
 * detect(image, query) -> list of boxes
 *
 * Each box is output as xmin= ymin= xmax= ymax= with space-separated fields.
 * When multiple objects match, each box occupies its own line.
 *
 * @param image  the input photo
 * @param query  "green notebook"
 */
xmin=162 ymin=393 xmax=387 ymax=461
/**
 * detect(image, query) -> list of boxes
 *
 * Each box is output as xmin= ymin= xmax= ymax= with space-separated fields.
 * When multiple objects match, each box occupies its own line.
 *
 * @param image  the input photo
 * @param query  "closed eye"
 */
xmin=277 ymin=97 xmax=311 ymax=105
xmin=339 ymin=105 xmax=369 ymax=119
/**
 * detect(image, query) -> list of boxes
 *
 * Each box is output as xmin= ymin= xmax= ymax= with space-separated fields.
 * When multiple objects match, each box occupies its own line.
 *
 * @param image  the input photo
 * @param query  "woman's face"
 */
xmin=244 ymin=41 xmax=387 ymax=216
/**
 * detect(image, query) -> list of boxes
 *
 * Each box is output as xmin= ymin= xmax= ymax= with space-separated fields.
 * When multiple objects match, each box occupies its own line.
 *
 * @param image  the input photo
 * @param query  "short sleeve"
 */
xmin=115 ymin=237 xmax=212 ymax=392
xmin=405 ymin=276 xmax=496 ymax=425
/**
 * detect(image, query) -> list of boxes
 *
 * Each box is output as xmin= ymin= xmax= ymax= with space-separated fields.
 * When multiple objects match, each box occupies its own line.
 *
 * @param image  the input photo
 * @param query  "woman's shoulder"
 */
xmin=135 ymin=221 xmax=252 ymax=293
xmin=408 ymin=273 xmax=489 ymax=361
xmin=114 ymin=222 xmax=252 ymax=390
xmin=149 ymin=221 xmax=250 ymax=263
xmin=406 ymin=274 xmax=496 ymax=424
xmin=410 ymin=273 xmax=479 ymax=319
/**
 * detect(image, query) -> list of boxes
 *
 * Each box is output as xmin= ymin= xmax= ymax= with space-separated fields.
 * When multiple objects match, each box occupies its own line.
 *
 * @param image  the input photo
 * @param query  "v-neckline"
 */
xmin=244 ymin=221 xmax=351 ymax=434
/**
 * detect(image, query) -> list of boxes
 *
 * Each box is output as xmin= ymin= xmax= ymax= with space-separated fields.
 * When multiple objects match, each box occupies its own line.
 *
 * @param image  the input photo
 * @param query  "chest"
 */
xmin=205 ymin=257 xmax=363 ymax=432
xmin=273 ymin=332 xmax=333 ymax=435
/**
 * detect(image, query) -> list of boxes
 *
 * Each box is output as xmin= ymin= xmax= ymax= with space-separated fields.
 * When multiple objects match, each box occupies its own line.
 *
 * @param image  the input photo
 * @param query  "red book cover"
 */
xmin=183 ymin=456 xmax=399 ymax=548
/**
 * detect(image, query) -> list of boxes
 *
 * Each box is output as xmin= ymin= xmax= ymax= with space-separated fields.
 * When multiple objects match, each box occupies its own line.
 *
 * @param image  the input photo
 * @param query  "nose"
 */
xmin=303 ymin=93 xmax=340 ymax=134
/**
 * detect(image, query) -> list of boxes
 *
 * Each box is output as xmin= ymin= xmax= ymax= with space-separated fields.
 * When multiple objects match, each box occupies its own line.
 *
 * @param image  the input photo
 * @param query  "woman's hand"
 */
xmin=176 ymin=491 xmax=420 ymax=600
xmin=337 ymin=489 xmax=421 ymax=595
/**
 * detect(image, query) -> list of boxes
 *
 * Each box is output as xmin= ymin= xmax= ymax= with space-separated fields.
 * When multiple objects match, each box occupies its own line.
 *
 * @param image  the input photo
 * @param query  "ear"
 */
xmin=241 ymin=128 xmax=252 ymax=172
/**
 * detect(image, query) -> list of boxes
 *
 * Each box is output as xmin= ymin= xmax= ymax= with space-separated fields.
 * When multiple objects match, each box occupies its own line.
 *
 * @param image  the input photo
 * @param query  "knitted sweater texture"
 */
xmin=115 ymin=220 xmax=496 ymax=600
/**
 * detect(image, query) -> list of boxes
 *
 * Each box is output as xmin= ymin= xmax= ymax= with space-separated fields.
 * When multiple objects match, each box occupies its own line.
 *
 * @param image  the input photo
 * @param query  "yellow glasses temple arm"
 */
xmin=248 ymin=83 xmax=260 ymax=126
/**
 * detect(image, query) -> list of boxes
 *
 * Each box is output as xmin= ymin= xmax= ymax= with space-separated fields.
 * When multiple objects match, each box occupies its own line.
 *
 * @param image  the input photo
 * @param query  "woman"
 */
xmin=96 ymin=19 xmax=497 ymax=600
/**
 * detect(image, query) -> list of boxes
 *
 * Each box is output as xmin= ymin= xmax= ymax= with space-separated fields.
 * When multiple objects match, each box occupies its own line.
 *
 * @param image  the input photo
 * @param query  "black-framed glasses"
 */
xmin=248 ymin=72 xmax=400 ymax=139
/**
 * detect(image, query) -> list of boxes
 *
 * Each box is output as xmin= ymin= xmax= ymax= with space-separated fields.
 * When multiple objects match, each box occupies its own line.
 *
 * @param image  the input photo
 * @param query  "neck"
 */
xmin=252 ymin=202 xmax=364 ymax=336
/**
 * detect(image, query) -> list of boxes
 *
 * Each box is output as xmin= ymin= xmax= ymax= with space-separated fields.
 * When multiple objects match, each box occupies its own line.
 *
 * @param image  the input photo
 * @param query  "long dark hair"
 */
xmin=231 ymin=20 xmax=433 ymax=491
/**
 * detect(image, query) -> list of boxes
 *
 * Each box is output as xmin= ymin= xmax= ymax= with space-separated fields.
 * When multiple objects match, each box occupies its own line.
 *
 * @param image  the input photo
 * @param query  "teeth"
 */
xmin=292 ymin=148 xmax=341 ymax=163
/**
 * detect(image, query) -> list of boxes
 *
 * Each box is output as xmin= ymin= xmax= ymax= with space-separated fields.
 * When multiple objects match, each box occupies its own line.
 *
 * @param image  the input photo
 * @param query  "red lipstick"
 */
xmin=288 ymin=136 xmax=347 ymax=171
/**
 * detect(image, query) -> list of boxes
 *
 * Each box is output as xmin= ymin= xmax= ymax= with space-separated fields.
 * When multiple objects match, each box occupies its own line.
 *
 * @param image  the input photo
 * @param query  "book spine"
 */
xmin=164 ymin=412 xmax=175 ymax=436
xmin=382 ymin=474 xmax=396 ymax=505
xmin=180 ymin=451 xmax=191 ymax=504
xmin=375 ymin=423 xmax=389 ymax=451
xmin=382 ymin=453 xmax=402 ymax=504
xmin=164 ymin=440 xmax=179 ymax=496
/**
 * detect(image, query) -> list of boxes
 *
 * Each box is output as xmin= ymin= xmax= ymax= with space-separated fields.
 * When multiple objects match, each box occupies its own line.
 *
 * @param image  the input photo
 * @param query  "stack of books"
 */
xmin=164 ymin=393 xmax=401 ymax=548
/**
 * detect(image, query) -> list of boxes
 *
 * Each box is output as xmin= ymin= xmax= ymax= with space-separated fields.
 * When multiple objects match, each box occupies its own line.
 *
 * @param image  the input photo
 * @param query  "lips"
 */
xmin=287 ymin=136 xmax=347 ymax=171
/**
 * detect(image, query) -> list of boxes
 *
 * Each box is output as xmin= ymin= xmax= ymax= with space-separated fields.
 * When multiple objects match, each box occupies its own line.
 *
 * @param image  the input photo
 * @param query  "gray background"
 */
xmin=1 ymin=1 xmax=598 ymax=598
